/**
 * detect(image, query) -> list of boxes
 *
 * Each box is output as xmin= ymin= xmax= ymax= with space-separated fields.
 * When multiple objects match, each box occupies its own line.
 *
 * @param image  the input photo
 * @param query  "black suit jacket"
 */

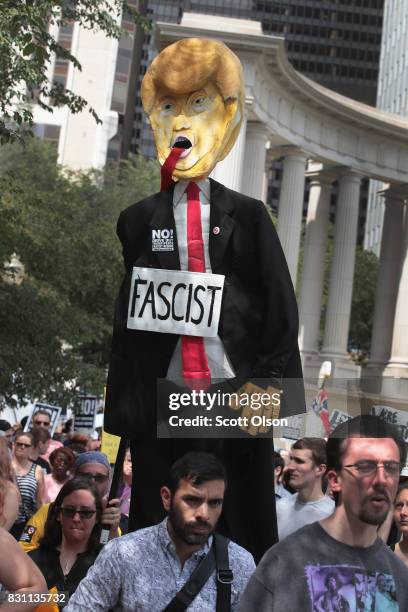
xmin=105 ymin=179 xmax=304 ymax=436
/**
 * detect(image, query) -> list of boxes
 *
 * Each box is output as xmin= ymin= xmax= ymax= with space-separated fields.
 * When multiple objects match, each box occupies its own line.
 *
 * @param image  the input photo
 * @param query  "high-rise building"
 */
xmin=124 ymin=0 xmax=383 ymax=160
xmin=107 ymin=0 xmax=148 ymax=162
xmin=365 ymin=0 xmax=408 ymax=255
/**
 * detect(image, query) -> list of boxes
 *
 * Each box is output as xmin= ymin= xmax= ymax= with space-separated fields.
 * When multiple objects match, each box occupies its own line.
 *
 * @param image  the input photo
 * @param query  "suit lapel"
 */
xmin=209 ymin=179 xmax=235 ymax=273
xmin=149 ymin=186 xmax=181 ymax=270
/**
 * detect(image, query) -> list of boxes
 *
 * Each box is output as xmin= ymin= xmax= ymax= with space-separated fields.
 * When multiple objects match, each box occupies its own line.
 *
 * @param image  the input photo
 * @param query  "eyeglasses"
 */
xmin=15 ymin=442 xmax=32 ymax=449
xmin=343 ymin=460 xmax=401 ymax=478
xmin=79 ymin=472 xmax=108 ymax=484
xmin=59 ymin=507 xmax=96 ymax=519
xmin=34 ymin=421 xmax=50 ymax=427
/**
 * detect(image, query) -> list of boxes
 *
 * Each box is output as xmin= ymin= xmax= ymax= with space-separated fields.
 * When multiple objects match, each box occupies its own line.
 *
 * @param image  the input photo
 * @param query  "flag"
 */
xmin=311 ymin=388 xmax=331 ymax=435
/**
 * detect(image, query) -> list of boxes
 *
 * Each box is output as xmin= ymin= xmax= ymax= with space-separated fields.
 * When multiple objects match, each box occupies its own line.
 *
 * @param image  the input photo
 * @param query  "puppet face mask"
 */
xmin=141 ymin=38 xmax=244 ymax=181
xmin=149 ymin=81 xmax=239 ymax=180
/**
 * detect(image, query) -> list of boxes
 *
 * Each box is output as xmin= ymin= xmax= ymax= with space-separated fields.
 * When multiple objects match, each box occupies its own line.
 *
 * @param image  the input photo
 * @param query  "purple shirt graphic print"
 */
xmin=306 ymin=564 xmax=397 ymax=612
xmin=235 ymin=523 xmax=408 ymax=612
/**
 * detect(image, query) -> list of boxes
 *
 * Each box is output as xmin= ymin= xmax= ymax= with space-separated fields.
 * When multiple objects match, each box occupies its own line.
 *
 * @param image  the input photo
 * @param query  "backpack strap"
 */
xmin=214 ymin=534 xmax=233 ymax=612
xmin=163 ymin=545 xmax=216 ymax=611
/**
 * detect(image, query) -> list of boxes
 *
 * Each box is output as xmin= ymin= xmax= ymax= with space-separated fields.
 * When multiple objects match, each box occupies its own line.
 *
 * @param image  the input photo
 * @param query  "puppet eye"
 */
xmin=190 ymin=94 xmax=207 ymax=112
xmin=161 ymin=101 xmax=174 ymax=113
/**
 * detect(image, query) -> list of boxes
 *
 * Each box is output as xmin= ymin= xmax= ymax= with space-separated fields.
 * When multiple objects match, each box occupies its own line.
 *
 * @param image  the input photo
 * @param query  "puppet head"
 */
xmin=141 ymin=38 xmax=244 ymax=181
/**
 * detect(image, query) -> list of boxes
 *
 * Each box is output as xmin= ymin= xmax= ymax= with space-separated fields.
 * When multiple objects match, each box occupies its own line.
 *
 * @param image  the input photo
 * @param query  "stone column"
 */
xmin=276 ymin=147 xmax=308 ymax=285
xmin=299 ymin=166 xmax=335 ymax=362
xmin=210 ymin=115 xmax=247 ymax=192
xmin=321 ymin=170 xmax=362 ymax=375
xmin=383 ymin=190 xmax=408 ymax=378
xmin=241 ymin=122 xmax=268 ymax=201
xmin=367 ymin=188 xmax=406 ymax=372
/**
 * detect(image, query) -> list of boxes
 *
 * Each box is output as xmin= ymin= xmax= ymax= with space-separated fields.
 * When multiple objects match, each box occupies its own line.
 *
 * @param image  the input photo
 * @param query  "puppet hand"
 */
xmin=229 ymin=382 xmax=281 ymax=436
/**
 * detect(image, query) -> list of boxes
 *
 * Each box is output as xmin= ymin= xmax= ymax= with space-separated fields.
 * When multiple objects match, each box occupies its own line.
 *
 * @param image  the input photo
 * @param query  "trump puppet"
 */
xmin=105 ymin=38 xmax=304 ymax=560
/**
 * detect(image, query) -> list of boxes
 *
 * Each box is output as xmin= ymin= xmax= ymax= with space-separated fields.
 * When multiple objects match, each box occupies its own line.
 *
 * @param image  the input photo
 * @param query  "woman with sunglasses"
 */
xmin=43 ymin=447 xmax=75 ymax=504
xmin=11 ymin=431 xmax=44 ymax=540
xmin=28 ymin=477 xmax=103 ymax=602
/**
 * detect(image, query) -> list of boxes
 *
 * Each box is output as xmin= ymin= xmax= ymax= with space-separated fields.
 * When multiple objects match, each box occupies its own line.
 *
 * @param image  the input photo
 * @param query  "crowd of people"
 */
xmin=0 ymin=411 xmax=407 ymax=610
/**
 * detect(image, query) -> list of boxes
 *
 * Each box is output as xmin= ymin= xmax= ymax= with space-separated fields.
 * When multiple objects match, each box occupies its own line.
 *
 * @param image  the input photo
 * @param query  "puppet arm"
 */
xmin=229 ymin=201 xmax=303 ymax=432
xmin=252 ymin=200 xmax=299 ymax=380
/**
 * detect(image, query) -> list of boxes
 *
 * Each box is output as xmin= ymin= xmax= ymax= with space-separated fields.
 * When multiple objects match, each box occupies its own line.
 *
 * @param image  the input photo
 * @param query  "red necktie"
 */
xmin=160 ymin=147 xmax=183 ymax=190
xmin=181 ymin=182 xmax=211 ymax=390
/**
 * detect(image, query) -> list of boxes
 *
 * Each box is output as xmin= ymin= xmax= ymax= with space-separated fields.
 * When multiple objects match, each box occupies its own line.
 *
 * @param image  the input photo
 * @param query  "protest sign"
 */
xmin=127 ymin=267 xmax=225 ymax=337
xmin=371 ymin=405 xmax=408 ymax=442
xmin=74 ymin=396 xmax=99 ymax=433
xmin=101 ymin=430 xmax=121 ymax=464
xmin=282 ymin=415 xmax=304 ymax=440
xmin=101 ymin=385 xmax=121 ymax=463
xmin=329 ymin=409 xmax=350 ymax=430
xmin=24 ymin=403 xmax=62 ymax=436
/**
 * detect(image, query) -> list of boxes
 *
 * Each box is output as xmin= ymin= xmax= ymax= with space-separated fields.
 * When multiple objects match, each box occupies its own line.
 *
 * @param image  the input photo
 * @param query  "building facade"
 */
xmin=154 ymin=13 xmax=408 ymax=387
xmin=365 ymin=0 xmax=408 ymax=255
xmin=127 ymin=0 xmax=383 ymax=161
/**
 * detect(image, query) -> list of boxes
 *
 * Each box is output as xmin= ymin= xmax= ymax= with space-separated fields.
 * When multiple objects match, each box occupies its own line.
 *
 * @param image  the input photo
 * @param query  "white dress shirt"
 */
xmin=166 ymin=178 xmax=235 ymax=380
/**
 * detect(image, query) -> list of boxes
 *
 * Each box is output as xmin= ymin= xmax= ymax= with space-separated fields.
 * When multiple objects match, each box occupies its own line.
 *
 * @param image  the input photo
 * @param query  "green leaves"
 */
xmin=349 ymin=247 xmax=379 ymax=361
xmin=22 ymin=43 xmax=37 ymax=57
xmin=0 ymin=138 xmax=160 ymax=407
xmin=0 ymin=1 xmax=151 ymax=143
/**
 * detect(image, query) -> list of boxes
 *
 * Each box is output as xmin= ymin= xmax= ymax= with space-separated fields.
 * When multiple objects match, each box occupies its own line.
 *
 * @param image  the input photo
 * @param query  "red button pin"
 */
xmin=213 ymin=226 xmax=221 ymax=235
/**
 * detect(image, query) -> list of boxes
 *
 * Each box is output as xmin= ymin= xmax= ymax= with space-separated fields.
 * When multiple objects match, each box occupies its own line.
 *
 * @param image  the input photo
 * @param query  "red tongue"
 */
xmin=160 ymin=147 xmax=184 ymax=191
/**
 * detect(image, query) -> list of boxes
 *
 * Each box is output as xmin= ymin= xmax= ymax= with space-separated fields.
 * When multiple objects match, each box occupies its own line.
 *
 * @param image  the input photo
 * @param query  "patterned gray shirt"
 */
xmin=65 ymin=518 xmax=255 ymax=611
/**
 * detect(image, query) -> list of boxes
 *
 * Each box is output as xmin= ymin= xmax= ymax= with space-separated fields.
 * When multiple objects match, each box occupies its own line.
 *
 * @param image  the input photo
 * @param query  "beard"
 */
xmin=168 ymin=502 xmax=215 ymax=546
xmin=358 ymin=488 xmax=391 ymax=525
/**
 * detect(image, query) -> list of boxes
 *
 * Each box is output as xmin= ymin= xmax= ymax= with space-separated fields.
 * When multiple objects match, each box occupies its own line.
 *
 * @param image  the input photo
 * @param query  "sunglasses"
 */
xmin=59 ymin=507 xmax=96 ymax=519
xmin=34 ymin=421 xmax=50 ymax=426
xmin=16 ymin=442 xmax=32 ymax=448
xmin=79 ymin=472 xmax=108 ymax=483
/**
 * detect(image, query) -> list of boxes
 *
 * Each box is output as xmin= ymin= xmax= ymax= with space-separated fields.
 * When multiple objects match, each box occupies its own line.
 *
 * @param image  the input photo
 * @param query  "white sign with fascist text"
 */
xmin=127 ymin=267 xmax=225 ymax=337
